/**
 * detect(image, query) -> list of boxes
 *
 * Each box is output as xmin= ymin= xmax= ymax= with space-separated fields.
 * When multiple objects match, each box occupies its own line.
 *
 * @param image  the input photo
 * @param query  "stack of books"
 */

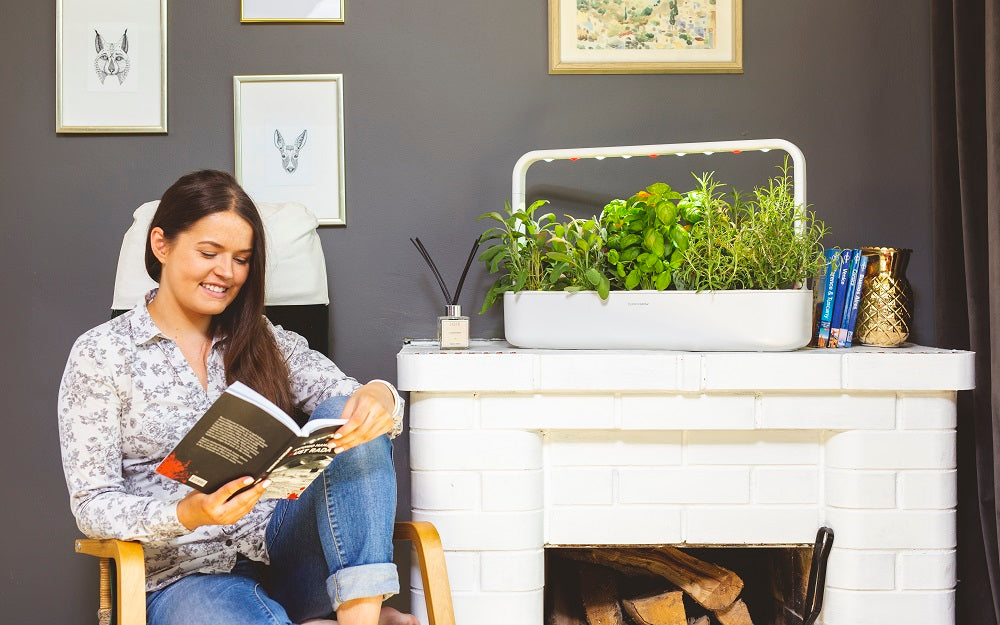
xmin=815 ymin=248 xmax=871 ymax=348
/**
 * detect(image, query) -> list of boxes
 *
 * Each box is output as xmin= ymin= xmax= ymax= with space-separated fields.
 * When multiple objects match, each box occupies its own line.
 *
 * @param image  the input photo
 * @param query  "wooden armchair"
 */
xmin=75 ymin=521 xmax=454 ymax=625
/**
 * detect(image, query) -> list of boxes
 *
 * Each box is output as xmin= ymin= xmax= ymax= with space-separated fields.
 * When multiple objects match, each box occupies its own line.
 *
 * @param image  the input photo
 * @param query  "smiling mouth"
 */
xmin=201 ymin=283 xmax=229 ymax=294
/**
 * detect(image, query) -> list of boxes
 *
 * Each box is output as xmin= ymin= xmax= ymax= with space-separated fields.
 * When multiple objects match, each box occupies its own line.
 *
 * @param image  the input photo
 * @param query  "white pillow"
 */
xmin=112 ymin=200 xmax=330 ymax=309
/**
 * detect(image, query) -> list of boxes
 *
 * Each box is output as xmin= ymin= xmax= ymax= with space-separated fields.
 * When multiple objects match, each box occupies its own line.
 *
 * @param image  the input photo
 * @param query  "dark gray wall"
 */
xmin=1 ymin=1 xmax=933 ymax=622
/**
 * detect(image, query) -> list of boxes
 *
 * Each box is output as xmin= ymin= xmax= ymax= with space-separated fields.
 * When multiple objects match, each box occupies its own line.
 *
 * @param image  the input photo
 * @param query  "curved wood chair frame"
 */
xmin=75 ymin=520 xmax=454 ymax=625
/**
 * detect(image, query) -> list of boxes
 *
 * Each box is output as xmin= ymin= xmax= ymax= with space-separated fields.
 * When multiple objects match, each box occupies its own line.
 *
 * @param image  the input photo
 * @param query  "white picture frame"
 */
xmin=56 ymin=0 xmax=167 ymax=133
xmin=234 ymin=74 xmax=347 ymax=227
xmin=241 ymin=0 xmax=344 ymax=23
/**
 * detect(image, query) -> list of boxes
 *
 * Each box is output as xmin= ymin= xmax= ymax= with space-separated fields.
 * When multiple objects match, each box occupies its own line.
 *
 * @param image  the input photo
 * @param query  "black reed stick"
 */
xmin=411 ymin=236 xmax=481 ymax=306
xmin=452 ymin=238 xmax=481 ymax=305
xmin=410 ymin=238 xmax=452 ymax=304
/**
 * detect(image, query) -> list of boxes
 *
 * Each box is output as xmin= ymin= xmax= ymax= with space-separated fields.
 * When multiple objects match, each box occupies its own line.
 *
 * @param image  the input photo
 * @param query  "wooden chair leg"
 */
xmin=394 ymin=521 xmax=456 ymax=625
xmin=76 ymin=539 xmax=147 ymax=625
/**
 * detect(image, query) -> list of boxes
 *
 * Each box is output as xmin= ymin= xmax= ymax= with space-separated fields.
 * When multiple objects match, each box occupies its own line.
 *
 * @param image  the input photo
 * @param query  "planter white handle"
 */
xmin=511 ymin=138 xmax=807 ymax=234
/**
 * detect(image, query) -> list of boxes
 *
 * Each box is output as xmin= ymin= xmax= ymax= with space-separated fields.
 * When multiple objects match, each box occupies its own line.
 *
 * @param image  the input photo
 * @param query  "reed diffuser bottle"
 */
xmin=411 ymin=237 xmax=480 ymax=350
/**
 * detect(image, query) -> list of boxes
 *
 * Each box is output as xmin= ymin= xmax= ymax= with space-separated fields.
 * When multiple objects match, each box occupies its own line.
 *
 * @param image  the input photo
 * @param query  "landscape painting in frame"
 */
xmin=56 ymin=0 xmax=167 ymax=132
xmin=241 ymin=0 xmax=344 ymax=23
xmin=549 ymin=0 xmax=742 ymax=74
xmin=234 ymin=75 xmax=346 ymax=226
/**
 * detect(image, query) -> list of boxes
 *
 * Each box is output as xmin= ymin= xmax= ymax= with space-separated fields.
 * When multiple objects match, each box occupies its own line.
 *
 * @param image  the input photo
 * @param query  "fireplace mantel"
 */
xmin=398 ymin=341 xmax=974 ymax=625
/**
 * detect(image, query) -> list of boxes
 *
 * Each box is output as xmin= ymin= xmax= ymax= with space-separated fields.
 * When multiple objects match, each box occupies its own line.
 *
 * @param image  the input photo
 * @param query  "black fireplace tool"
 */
xmin=797 ymin=526 xmax=834 ymax=625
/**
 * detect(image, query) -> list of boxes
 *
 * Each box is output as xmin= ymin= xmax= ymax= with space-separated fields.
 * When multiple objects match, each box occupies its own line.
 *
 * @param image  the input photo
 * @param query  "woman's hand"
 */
xmin=330 ymin=382 xmax=396 ymax=454
xmin=176 ymin=476 xmax=271 ymax=531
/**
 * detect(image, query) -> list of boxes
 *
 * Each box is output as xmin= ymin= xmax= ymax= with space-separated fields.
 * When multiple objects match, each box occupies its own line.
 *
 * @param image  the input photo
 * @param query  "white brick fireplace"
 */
xmin=397 ymin=341 xmax=974 ymax=625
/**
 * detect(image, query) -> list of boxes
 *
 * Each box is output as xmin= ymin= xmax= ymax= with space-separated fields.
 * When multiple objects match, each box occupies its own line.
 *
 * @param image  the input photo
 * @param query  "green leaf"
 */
xmin=607 ymin=249 xmax=620 ymax=264
xmin=645 ymin=229 xmax=666 ymax=258
xmin=547 ymin=252 xmax=574 ymax=264
xmin=585 ymin=268 xmax=602 ymax=286
xmin=477 ymin=211 xmax=506 ymax=223
xmin=655 ymin=271 xmax=672 ymax=290
xmin=488 ymin=251 xmax=508 ymax=273
xmin=598 ymin=275 xmax=611 ymax=299
xmin=479 ymin=244 xmax=504 ymax=263
xmin=621 ymin=234 xmax=642 ymax=248
xmin=646 ymin=182 xmax=670 ymax=195
xmin=513 ymin=272 xmax=527 ymax=291
xmin=554 ymin=223 xmax=565 ymax=237
xmin=577 ymin=238 xmax=590 ymax=252
xmin=625 ymin=269 xmax=640 ymax=290
xmin=668 ymin=224 xmax=690 ymax=251
xmin=620 ymin=247 xmax=640 ymax=262
xmin=616 ymin=262 xmax=626 ymax=277
xmin=655 ymin=201 xmax=679 ymax=226
xmin=643 ymin=254 xmax=658 ymax=270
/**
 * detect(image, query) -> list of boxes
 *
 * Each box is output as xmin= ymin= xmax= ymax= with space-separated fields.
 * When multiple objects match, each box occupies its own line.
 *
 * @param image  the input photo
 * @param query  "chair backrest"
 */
xmin=112 ymin=199 xmax=332 ymax=355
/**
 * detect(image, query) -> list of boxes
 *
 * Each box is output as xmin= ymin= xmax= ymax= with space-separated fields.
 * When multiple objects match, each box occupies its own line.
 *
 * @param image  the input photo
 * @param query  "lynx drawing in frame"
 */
xmin=94 ymin=28 xmax=130 ymax=85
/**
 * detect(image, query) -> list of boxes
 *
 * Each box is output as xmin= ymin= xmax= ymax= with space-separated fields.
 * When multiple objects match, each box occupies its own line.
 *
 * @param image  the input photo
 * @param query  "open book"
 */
xmin=156 ymin=381 xmax=347 ymax=499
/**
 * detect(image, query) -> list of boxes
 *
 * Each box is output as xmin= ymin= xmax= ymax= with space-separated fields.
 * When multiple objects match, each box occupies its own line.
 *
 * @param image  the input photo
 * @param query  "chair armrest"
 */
xmin=75 ymin=539 xmax=146 ymax=625
xmin=394 ymin=522 xmax=455 ymax=625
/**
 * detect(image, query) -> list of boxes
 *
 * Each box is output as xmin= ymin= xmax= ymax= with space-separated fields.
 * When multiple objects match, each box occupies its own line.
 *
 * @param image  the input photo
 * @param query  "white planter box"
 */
xmin=503 ymin=289 xmax=814 ymax=351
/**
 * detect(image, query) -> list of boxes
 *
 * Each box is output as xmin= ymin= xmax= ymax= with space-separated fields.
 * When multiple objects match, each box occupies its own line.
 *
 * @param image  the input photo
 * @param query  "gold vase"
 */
xmin=855 ymin=247 xmax=913 ymax=347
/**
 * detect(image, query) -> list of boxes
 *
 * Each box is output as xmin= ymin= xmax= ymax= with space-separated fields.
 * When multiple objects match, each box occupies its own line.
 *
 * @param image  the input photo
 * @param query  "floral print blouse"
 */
xmin=57 ymin=292 xmax=403 ymax=592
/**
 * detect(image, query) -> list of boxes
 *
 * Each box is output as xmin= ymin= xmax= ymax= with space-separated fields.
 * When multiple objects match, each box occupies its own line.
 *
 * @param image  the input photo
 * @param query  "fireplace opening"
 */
xmin=545 ymin=545 xmax=819 ymax=625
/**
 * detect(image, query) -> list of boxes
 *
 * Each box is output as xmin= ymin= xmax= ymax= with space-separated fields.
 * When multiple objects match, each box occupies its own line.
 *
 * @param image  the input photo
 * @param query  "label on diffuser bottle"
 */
xmin=438 ymin=317 xmax=470 ymax=349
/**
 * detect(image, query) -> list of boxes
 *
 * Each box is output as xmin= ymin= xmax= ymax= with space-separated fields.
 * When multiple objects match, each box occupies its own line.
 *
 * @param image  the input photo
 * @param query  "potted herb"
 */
xmin=477 ymin=140 xmax=828 ymax=351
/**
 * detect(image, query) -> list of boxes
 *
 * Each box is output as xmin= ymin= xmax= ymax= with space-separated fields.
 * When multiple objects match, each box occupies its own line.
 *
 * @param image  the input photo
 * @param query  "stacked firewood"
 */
xmin=548 ymin=548 xmax=756 ymax=625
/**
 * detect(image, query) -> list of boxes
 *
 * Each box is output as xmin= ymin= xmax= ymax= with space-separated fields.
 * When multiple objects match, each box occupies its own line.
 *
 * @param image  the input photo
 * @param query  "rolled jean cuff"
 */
xmin=327 ymin=562 xmax=400 ymax=611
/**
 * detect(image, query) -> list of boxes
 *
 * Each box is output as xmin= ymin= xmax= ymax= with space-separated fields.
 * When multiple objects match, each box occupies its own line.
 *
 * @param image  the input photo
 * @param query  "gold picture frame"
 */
xmin=234 ymin=74 xmax=347 ymax=226
xmin=240 ymin=0 xmax=345 ymax=23
xmin=549 ymin=0 xmax=742 ymax=74
xmin=56 ymin=0 xmax=167 ymax=133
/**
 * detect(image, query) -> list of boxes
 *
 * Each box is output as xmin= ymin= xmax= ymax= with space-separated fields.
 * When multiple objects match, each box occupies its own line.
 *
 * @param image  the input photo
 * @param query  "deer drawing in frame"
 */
xmin=274 ymin=129 xmax=308 ymax=174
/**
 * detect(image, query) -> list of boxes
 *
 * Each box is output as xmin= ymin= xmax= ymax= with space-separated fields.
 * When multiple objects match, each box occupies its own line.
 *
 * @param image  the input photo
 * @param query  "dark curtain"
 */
xmin=931 ymin=0 xmax=1000 ymax=622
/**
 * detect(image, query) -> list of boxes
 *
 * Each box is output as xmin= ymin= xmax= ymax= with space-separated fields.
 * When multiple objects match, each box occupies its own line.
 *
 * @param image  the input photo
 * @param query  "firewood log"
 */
xmin=565 ymin=548 xmax=743 ymax=612
xmin=714 ymin=599 xmax=754 ymax=625
xmin=621 ymin=590 xmax=686 ymax=625
xmin=579 ymin=565 xmax=626 ymax=625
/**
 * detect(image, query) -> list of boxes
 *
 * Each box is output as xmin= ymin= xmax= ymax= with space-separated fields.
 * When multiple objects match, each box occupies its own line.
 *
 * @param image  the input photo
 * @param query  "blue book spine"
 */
xmin=816 ymin=249 xmax=840 ymax=347
xmin=843 ymin=253 xmax=871 ymax=348
xmin=836 ymin=249 xmax=863 ymax=348
xmin=827 ymin=248 xmax=854 ymax=348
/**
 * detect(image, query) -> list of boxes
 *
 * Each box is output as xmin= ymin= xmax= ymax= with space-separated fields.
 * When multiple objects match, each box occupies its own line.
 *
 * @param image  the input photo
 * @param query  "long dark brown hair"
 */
xmin=145 ymin=170 xmax=295 ymax=414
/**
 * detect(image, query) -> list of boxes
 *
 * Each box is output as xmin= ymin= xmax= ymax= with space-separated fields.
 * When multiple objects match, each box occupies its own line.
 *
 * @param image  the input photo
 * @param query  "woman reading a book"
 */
xmin=58 ymin=170 xmax=415 ymax=625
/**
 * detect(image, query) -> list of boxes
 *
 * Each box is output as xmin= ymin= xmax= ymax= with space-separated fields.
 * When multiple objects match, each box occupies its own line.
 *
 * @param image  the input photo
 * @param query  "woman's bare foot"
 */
xmin=302 ymin=607 xmax=419 ymax=625
xmin=379 ymin=607 xmax=420 ymax=625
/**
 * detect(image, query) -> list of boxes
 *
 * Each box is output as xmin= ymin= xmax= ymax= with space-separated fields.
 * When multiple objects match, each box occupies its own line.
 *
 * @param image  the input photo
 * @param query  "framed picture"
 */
xmin=549 ymin=0 xmax=742 ymax=74
xmin=56 ymin=0 xmax=167 ymax=133
xmin=241 ymin=0 xmax=344 ymax=23
xmin=234 ymin=74 xmax=347 ymax=226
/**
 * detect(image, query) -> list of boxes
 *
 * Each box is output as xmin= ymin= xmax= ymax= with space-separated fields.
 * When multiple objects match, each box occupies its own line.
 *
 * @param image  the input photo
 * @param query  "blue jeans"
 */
xmin=146 ymin=396 xmax=399 ymax=625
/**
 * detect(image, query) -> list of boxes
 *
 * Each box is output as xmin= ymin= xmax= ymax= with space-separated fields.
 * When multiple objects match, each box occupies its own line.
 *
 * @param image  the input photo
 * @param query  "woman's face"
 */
xmin=151 ymin=210 xmax=254 ymax=319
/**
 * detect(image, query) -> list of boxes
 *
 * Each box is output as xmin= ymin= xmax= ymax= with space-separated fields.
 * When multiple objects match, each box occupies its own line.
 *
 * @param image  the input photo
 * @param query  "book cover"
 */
xmin=843 ymin=253 xmax=872 ymax=348
xmin=835 ymin=249 xmax=863 ymax=348
xmin=816 ymin=249 xmax=841 ymax=347
xmin=827 ymin=248 xmax=854 ymax=348
xmin=156 ymin=382 xmax=346 ymax=498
